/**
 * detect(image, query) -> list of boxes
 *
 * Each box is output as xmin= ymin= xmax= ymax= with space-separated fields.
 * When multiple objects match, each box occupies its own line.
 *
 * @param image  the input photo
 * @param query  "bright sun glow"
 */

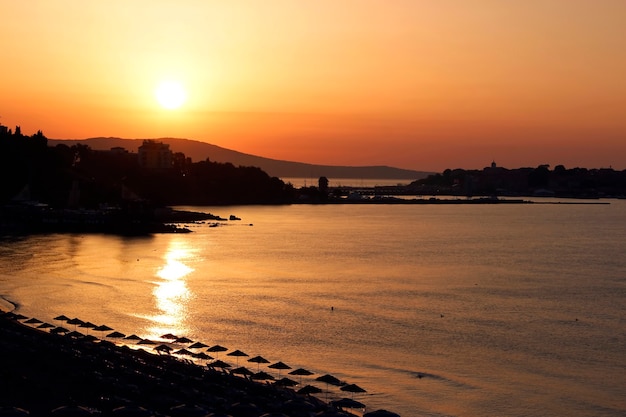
xmin=155 ymin=81 xmax=187 ymax=109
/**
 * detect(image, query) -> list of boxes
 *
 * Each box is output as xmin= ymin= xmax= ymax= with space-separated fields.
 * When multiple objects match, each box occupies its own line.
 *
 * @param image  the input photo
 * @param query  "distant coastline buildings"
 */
xmin=138 ymin=140 xmax=172 ymax=169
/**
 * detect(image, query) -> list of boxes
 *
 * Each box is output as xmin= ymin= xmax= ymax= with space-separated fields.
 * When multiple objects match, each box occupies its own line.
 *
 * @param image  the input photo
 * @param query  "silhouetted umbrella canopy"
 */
xmin=106 ymin=331 xmax=126 ymax=338
xmin=192 ymin=352 xmax=212 ymax=360
xmin=341 ymin=383 xmax=366 ymax=394
xmin=298 ymin=385 xmax=323 ymax=395
xmin=37 ymin=322 xmax=55 ymax=329
xmin=93 ymin=325 xmax=113 ymax=332
xmin=161 ymin=333 xmax=178 ymax=340
xmin=289 ymin=367 xmax=314 ymax=383
xmin=125 ymin=334 xmax=142 ymax=341
xmin=138 ymin=339 xmax=156 ymax=345
xmin=316 ymin=374 xmax=343 ymax=386
xmin=188 ymin=341 xmax=208 ymax=349
xmin=25 ymin=318 xmax=43 ymax=324
xmin=332 ymin=398 xmax=366 ymax=409
xmin=248 ymin=355 xmax=270 ymax=365
xmin=227 ymin=349 xmax=248 ymax=365
xmin=289 ymin=368 xmax=314 ymax=376
xmin=78 ymin=321 xmax=96 ymax=329
xmin=175 ymin=336 xmax=193 ymax=344
xmin=227 ymin=349 xmax=248 ymax=357
xmin=111 ymin=405 xmax=154 ymax=417
xmin=51 ymin=327 xmax=69 ymax=334
xmin=67 ymin=318 xmax=84 ymax=326
xmin=13 ymin=314 xmax=28 ymax=320
xmin=155 ymin=344 xmax=172 ymax=354
xmin=0 ymin=406 xmax=30 ymax=416
xmin=269 ymin=361 xmax=291 ymax=370
xmin=251 ymin=371 xmax=275 ymax=381
xmin=231 ymin=366 xmax=254 ymax=376
xmin=169 ymin=404 xmax=208 ymax=417
xmin=66 ymin=331 xmax=84 ymax=338
xmin=269 ymin=361 xmax=292 ymax=377
xmin=207 ymin=344 xmax=228 ymax=353
xmin=248 ymin=355 xmax=270 ymax=370
xmin=54 ymin=315 xmax=70 ymax=321
xmin=363 ymin=411 xmax=401 ymax=417
xmin=274 ymin=377 xmax=299 ymax=387
xmin=208 ymin=359 xmax=231 ymax=369
xmin=50 ymin=405 xmax=94 ymax=416
xmin=173 ymin=348 xmax=193 ymax=356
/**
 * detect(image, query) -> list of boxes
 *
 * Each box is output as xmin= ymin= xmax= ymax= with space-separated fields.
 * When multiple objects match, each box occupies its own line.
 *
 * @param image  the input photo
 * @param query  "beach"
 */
xmin=0 ymin=310 xmax=391 ymax=417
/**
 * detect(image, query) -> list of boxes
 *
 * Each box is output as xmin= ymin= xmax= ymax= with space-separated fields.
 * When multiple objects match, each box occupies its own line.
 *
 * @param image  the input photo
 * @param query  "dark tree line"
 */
xmin=0 ymin=125 xmax=295 ymax=207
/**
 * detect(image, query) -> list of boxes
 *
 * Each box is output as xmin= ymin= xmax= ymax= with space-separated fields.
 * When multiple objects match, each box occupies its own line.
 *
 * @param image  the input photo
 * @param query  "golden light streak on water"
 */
xmin=149 ymin=239 xmax=195 ymax=337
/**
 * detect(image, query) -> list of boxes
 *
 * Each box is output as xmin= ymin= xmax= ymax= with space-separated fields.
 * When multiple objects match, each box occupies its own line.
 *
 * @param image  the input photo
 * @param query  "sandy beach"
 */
xmin=0 ymin=309 xmax=398 ymax=417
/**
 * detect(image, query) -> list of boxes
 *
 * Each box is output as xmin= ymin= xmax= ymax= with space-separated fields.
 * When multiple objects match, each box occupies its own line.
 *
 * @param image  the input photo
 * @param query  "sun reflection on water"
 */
xmin=149 ymin=240 xmax=195 ymax=337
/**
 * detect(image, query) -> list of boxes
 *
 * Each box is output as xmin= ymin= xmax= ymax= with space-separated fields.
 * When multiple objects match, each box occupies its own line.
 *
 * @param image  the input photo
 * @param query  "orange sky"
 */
xmin=1 ymin=1 xmax=625 ymax=172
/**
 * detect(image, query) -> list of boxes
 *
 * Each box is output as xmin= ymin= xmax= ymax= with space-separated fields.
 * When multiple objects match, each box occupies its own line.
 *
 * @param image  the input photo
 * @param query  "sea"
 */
xmin=1 ymin=198 xmax=625 ymax=416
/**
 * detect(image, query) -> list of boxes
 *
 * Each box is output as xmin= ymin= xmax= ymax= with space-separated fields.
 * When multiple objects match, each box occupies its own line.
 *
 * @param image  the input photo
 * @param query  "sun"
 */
xmin=155 ymin=81 xmax=187 ymax=109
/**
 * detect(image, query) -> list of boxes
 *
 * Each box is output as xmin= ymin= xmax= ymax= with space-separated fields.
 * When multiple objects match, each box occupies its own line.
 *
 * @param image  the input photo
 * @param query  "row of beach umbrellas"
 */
xmin=12 ymin=312 xmax=369 ymax=408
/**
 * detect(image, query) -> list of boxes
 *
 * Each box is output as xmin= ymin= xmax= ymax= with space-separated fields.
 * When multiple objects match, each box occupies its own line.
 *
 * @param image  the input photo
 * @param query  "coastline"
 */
xmin=0 ymin=308 xmax=394 ymax=417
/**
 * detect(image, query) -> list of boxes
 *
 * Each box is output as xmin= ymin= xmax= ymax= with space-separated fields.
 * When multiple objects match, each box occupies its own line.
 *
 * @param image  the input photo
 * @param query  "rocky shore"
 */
xmin=0 ymin=311 xmax=399 ymax=417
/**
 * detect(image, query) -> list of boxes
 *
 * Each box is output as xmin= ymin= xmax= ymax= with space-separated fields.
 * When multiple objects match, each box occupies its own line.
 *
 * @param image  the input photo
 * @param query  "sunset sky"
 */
xmin=2 ymin=1 xmax=625 ymax=172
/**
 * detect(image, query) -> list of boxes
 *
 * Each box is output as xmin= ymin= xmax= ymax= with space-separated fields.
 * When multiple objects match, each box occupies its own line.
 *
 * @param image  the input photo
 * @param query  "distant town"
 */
xmin=1 ymin=124 xmax=624 ymax=233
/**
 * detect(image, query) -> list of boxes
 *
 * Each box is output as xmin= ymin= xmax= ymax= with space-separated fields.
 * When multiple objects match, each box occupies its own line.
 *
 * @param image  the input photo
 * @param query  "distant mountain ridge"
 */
xmin=49 ymin=137 xmax=431 ymax=180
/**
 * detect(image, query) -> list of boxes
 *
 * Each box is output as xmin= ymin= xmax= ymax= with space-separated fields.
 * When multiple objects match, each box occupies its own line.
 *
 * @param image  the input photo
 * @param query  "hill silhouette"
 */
xmin=49 ymin=137 xmax=430 ymax=180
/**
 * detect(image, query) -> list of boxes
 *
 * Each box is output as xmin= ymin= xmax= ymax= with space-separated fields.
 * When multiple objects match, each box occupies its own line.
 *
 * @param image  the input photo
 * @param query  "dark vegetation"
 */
xmin=0 ymin=125 xmax=294 ymax=208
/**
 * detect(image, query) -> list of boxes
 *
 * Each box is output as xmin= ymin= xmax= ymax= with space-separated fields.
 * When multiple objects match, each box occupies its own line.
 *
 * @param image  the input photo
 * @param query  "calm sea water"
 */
xmin=1 ymin=201 xmax=625 ymax=416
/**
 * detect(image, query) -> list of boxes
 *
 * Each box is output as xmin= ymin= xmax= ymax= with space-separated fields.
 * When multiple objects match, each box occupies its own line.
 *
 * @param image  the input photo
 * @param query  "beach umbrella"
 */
xmin=106 ymin=331 xmax=126 ymax=338
xmin=192 ymin=351 xmax=212 ymax=361
xmin=274 ymin=377 xmax=298 ymax=387
xmin=173 ymin=348 xmax=193 ymax=356
xmin=269 ymin=361 xmax=292 ymax=378
xmin=289 ymin=367 xmax=314 ymax=384
xmin=138 ymin=339 xmax=156 ymax=345
xmin=12 ymin=314 xmax=28 ymax=320
xmin=251 ymin=371 xmax=275 ymax=381
xmin=169 ymin=404 xmax=208 ymax=417
xmin=316 ymin=374 xmax=343 ymax=386
xmin=188 ymin=341 xmax=208 ymax=349
xmin=231 ymin=366 xmax=254 ymax=376
xmin=78 ymin=321 xmax=96 ymax=335
xmin=50 ymin=405 xmax=94 ymax=416
xmin=227 ymin=349 xmax=249 ymax=365
xmin=54 ymin=315 xmax=70 ymax=321
xmin=51 ymin=326 xmax=69 ymax=334
xmin=25 ymin=317 xmax=43 ymax=324
xmin=161 ymin=333 xmax=178 ymax=340
xmin=93 ymin=325 xmax=113 ymax=332
xmin=37 ymin=322 xmax=55 ymax=329
xmin=111 ymin=405 xmax=154 ymax=417
xmin=297 ymin=385 xmax=322 ymax=395
xmin=67 ymin=318 xmax=84 ymax=330
xmin=155 ymin=344 xmax=172 ymax=354
xmin=248 ymin=355 xmax=270 ymax=370
xmin=175 ymin=336 xmax=193 ymax=344
xmin=125 ymin=334 xmax=142 ymax=341
xmin=208 ymin=359 xmax=231 ymax=369
xmin=332 ymin=398 xmax=366 ymax=410
xmin=66 ymin=330 xmax=85 ymax=339
xmin=0 ymin=406 xmax=30 ymax=416
xmin=363 ymin=411 xmax=401 ymax=417
xmin=340 ymin=383 xmax=367 ymax=398
xmin=207 ymin=344 xmax=228 ymax=358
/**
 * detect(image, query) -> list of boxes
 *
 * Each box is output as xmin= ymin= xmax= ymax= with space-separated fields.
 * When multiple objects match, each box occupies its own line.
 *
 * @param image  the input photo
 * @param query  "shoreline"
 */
xmin=0 ymin=309 xmax=394 ymax=417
